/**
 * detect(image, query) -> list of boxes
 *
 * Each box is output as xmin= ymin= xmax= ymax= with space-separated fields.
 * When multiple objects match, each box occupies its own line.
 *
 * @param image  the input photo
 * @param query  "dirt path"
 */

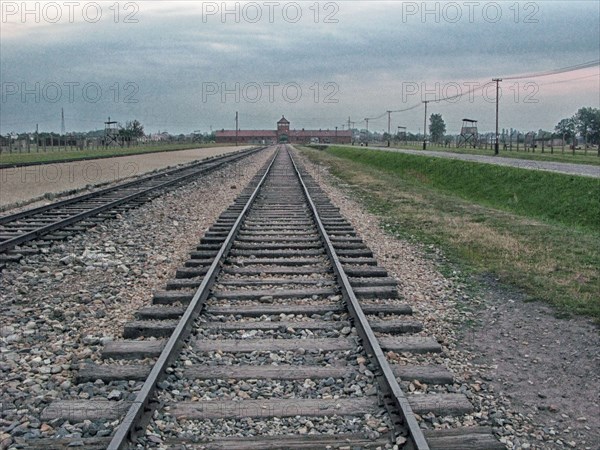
xmin=365 ymin=146 xmax=600 ymax=178
xmin=0 ymin=145 xmax=251 ymax=209
xmin=464 ymin=277 xmax=600 ymax=450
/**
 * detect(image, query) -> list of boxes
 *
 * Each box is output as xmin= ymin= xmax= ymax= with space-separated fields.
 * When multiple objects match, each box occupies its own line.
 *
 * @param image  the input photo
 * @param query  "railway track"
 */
xmin=0 ymin=147 xmax=264 ymax=266
xmin=28 ymin=145 xmax=503 ymax=449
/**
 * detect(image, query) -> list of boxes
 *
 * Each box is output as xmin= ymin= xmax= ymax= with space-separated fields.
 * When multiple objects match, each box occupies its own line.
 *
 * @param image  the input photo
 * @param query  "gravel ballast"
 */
xmin=2 ymin=145 xmax=597 ymax=449
xmin=0 ymin=148 xmax=273 ymax=447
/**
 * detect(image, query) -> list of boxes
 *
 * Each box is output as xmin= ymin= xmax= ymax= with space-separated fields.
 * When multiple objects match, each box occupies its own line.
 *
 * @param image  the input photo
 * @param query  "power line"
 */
xmin=365 ymin=111 xmax=388 ymax=121
xmin=435 ymin=81 xmax=495 ymax=104
xmin=502 ymin=59 xmax=600 ymax=80
xmin=537 ymin=73 xmax=600 ymax=86
xmin=365 ymin=80 xmax=496 ymax=122
xmin=362 ymin=60 xmax=599 ymax=122
xmin=390 ymin=103 xmax=422 ymax=113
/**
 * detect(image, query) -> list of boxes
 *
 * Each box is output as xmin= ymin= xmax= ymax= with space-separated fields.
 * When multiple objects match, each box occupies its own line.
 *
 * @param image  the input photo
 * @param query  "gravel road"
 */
xmin=0 ymin=146 xmax=251 ymax=209
xmin=363 ymin=146 xmax=600 ymax=178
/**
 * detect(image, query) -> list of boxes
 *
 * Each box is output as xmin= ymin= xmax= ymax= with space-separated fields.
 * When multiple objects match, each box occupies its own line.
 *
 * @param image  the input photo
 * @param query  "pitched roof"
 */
xmin=289 ymin=130 xmax=352 ymax=137
xmin=277 ymin=116 xmax=290 ymax=124
xmin=215 ymin=130 xmax=276 ymax=137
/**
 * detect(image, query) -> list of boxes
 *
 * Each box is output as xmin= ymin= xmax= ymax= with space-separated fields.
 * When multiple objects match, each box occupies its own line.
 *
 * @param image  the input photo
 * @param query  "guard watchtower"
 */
xmin=104 ymin=117 xmax=120 ymax=147
xmin=457 ymin=118 xmax=478 ymax=148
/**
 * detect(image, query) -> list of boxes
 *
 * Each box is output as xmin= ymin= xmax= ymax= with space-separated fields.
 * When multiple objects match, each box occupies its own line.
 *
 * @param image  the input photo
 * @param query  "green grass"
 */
xmin=300 ymin=145 xmax=600 ymax=320
xmin=329 ymin=146 xmax=599 ymax=232
xmin=371 ymin=142 xmax=600 ymax=166
xmin=0 ymin=143 xmax=230 ymax=165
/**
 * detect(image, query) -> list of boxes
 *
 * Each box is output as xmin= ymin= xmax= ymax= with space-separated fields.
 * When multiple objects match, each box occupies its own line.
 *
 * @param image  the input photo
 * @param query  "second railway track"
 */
xmin=0 ymin=147 xmax=264 ymax=264
xmin=27 ymin=145 xmax=503 ymax=449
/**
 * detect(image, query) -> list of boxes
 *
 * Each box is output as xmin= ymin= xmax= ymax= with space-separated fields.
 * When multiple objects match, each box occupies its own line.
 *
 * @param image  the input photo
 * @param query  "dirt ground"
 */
xmin=0 ymin=145 xmax=250 ymax=209
xmin=462 ymin=275 xmax=600 ymax=449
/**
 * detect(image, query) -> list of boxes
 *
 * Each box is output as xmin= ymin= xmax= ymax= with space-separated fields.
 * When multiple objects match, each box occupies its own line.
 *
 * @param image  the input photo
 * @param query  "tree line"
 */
xmin=421 ymin=107 xmax=600 ymax=148
xmin=554 ymin=107 xmax=600 ymax=147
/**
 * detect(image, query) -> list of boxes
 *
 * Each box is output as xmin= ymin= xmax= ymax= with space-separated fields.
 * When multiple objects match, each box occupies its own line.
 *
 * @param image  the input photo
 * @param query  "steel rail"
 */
xmin=107 ymin=148 xmax=280 ymax=449
xmin=288 ymin=147 xmax=430 ymax=450
xmin=0 ymin=147 xmax=262 ymax=225
xmin=0 ymin=147 xmax=264 ymax=253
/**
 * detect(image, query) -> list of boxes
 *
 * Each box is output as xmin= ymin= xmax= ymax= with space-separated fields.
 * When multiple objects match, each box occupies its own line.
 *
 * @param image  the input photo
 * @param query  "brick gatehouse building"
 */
xmin=215 ymin=116 xmax=352 ymax=145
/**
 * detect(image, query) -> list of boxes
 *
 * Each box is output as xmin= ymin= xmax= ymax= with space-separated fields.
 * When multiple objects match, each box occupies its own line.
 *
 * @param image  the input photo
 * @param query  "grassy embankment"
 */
xmin=0 ymin=143 xmax=232 ymax=165
xmin=372 ymin=142 xmax=600 ymax=166
xmin=300 ymin=145 xmax=600 ymax=320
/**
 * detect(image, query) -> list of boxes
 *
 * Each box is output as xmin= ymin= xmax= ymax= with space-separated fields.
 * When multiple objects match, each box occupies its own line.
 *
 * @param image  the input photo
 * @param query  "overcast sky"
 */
xmin=1 ymin=0 xmax=598 ymax=135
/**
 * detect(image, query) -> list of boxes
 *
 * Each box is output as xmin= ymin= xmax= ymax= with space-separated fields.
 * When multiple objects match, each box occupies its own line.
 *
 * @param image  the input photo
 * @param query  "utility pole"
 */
xmin=492 ymin=78 xmax=502 ymax=155
xmin=364 ymin=118 xmax=369 ymax=146
xmin=61 ymin=108 xmax=65 ymax=135
xmin=235 ymin=111 xmax=238 ymax=146
xmin=335 ymin=126 xmax=338 ymax=144
xmin=387 ymin=111 xmax=391 ymax=147
xmin=35 ymin=124 xmax=39 ymax=153
xmin=422 ymin=101 xmax=428 ymax=150
xmin=347 ymin=118 xmax=356 ymax=144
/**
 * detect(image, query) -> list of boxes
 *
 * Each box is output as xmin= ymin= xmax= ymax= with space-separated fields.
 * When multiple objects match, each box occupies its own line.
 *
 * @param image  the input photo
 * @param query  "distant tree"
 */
xmin=117 ymin=120 xmax=145 ymax=146
xmin=555 ymin=117 xmax=576 ymax=142
xmin=127 ymin=120 xmax=145 ymax=138
xmin=429 ymin=113 xmax=446 ymax=143
xmin=574 ymin=107 xmax=600 ymax=146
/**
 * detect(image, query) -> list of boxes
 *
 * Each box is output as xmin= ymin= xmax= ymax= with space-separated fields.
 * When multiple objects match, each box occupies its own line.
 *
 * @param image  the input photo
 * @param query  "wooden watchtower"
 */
xmin=104 ymin=117 xmax=121 ymax=147
xmin=457 ymin=118 xmax=478 ymax=148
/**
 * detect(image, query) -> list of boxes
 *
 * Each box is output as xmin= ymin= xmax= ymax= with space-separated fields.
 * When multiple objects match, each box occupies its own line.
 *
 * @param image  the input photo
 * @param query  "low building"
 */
xmin=215 ymin=116 xmax=352 ymax=145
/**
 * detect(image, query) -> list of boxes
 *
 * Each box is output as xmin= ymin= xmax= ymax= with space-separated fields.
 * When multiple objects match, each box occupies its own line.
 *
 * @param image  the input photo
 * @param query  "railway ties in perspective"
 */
xmin=30 ymin=145 xmax=503 ymax=449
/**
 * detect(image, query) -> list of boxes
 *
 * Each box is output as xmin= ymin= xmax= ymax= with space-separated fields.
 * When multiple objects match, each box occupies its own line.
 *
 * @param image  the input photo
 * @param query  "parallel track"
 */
xmin=31 ymin=145 xmax=503 ymax=449
xmin=0 ymin=147 xmax=263 ymax=260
